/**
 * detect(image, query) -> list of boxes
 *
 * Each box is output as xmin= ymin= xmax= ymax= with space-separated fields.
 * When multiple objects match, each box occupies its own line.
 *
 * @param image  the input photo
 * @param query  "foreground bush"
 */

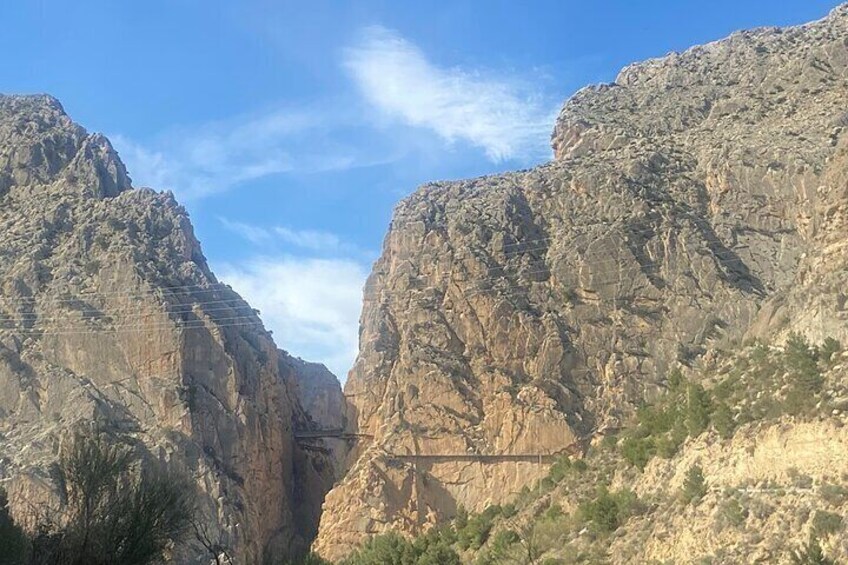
xmin=339 ymin=528 xmax=460 ymax=565
xmin=5 ymin=431 xmax=195 ymax=565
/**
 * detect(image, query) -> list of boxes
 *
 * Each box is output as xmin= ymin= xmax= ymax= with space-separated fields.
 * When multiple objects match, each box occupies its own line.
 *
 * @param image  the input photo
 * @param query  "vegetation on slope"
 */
xmin=319 ymin=334 xmax=847 ymax=563
xmin=0 ymin=432 xmax=195 ymax=565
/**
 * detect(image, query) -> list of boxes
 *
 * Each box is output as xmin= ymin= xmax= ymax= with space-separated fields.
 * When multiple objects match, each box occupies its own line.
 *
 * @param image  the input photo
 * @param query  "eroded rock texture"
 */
xmin=0 ymin=94 xmax=343 ymax=563
xmin=315 ymin=5 xmax=848 ymax=559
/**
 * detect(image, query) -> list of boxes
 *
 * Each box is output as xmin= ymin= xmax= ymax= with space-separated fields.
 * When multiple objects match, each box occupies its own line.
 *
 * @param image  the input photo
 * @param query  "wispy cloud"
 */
xmin=218 ymin=217 xmax=368 ymax=257
xmin=217 ymin=256 xmax=368 ymax=379
xmin=273 ymin=226 xmax=344 ymax=252
xmin=112 ymin=29 xmax=557 ymax=199
xmin=343 ymin=26 xmax=557 ymax=162
xmin=111 ymin=106 xmax=373 ymax=200
xmin=218 ymin=217 xmax=274 ymax=245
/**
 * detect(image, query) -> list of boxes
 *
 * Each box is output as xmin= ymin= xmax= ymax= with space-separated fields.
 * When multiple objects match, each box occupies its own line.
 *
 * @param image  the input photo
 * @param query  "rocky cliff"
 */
xmin=315 ymin=5 xmax=848 ymax=559
xmin=0 ymin=94 xmax=344 ymax=563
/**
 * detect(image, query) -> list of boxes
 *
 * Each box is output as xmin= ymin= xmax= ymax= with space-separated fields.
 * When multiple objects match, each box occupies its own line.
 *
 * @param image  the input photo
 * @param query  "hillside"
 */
xmin=315 ymin=4 xmax=848 ymax=560
xmin=0 ymin=94 xmax=345 ymax=563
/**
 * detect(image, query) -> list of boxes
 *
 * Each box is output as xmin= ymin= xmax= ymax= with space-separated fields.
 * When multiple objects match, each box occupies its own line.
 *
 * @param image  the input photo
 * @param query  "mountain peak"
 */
xmin=0 ymin=93 xmax=130 ymax=199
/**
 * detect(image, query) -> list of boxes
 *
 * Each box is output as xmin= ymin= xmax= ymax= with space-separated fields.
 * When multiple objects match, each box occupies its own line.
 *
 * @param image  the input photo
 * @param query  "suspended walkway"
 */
xmin=293 ymin=428 xmax=374 ymax=441
xmin=385 ymin=435 xmax=587 ymax=464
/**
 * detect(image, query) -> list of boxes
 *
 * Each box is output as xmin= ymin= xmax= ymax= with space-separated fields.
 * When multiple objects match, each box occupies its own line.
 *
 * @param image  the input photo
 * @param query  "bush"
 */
xmin=820 ymin=337 xmax=842 ymax=366
xmin=550 ymin=503 xmax=566 ymax=521
xmin=684 ymin=383 xmax=712 ymax=437
xmin=490 ymin=529 xmax=520 ymax=553
xmin=30 ymin=432 xmax=195 ymax=565
xmin=457 ymin=507 xmax=500 ymax=550
xmin=340 ymin=532 xmax=414 ymax=565
xmin=454 ymin=505 xmax=468 ymax=530
xmin=716 ymin=499 xmax=746 ymax=530
xmin=712 ymin=402 xmax=736 ymax=439
xmin=680 ymin=465 xmax=707 ymax=505
xmin=577 ymin=487 xmax=639 ymax=534
xmin=819 ymin=482 xmax=848 ymax=506
xmin=548 ymin=456 xmax=572 ymax=483
xmin=501 ymin=503 xmax=517 ymax=519
xmin=342 ymin=528 xmax=461 ymax=565
xmin=621 ymin=437 xmax=655 ymax=470
xmin=790 ymin=536 xmax=836 ymax=565
xmin=811 ymin=510 xmax=843 ymax=537
xmin=785 ymin=333 xmax=823 ymax=398
xmin=572 ymin=459 xmax=588 ymax=473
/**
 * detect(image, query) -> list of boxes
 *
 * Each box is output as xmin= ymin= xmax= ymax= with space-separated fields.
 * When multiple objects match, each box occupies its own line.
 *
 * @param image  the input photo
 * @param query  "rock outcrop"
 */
xmin=0 ymin=94 xmax=343 ymax=563
xmin=315 ymin=5 xmax=848 ymax=559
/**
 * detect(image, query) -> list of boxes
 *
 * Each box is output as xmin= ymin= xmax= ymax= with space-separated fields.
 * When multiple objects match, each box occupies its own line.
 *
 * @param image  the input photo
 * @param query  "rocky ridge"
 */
xmin=0 ymin=94 xmax=345 ymax=563
xmin=315 ymin=4 xmax=848 ymax=559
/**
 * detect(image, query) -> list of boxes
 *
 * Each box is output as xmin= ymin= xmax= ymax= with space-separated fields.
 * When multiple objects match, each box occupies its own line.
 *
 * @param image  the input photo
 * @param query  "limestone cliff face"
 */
xmin=315 ymin=5 xmax=848 ymax=559
xmin=0 ymin=95 xmax=341 ymax=563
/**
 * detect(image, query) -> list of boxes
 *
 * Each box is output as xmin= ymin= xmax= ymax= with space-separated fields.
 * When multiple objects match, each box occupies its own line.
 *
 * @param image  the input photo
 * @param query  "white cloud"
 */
xmin=273 ymin=227 xmax=343 ymax=252
xmin=217 ymin=257 xmax=368 ymax=380
xmin=111 ymin=106 xmax=364 ymax=200
xmin=344 ymin=26 xmax=556 ymax=162
xmin=218 ymin=217 xmax=273 ymax=245
xmin=218 ymin=217 xmax=366 ymax=257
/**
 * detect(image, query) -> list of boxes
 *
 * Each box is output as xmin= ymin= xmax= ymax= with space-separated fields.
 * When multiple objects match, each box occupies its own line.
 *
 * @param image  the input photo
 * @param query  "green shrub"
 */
xmin=819 ymin=482 xmax=848 ymax=506
xmin=548 ymin=456 xmax=573 ymax=483
xmin=655 ymin=428 xmax=685 ymax=459
xmin=454 ymin=505 xmax=468 ymax=529
xmin=490 ymin=529 xmax=520 ymax=553
xmin=684 ymin=383 xmax=712 ymax=437
xmin=785 ymin=333 xmax=823 ymax=397
xmin=820 ymin=337 xmax=842 ymax=366
xmin=457 ymin=506 xmax=502 ymax=550
xmin=791 ymin=472 xmax=814 ymax=490
xmin=544 ymin=503 xmax=564 ymax=521
xmin=667 ymin=368 xmax=685 ymax=390
xmin=636 ymin=404 xmax=678 ymax=437
xmin=680 ymin=465 xmax=707 ymax=505
xmin=28 ymin=432 xmax=195 ymax=565
xmin=342 ymin=528 xmax=461 ymax=565
xmin=540 ymin=477 xmax=556 ymax=493
xmin=811 ymin=510 xmax=843 ymax=537
xmin=716 ymin=499 xmax=746 ymax=530
xmin=340 ymin=532 xmax=414 ymax=565
xmin=577 ymin=487 xmax=639 ymax=534
xmin=712 ymin=402 xmax=736 ymax=439
xmin=621 ymin=437 xmax=655 ymax=470
xmin=414 ymin=528 xmax=461 ymax=565
xmin=790 ymin=536 xmax=837 ymax=565
xmin=572 ymin=459 xmax=588 ymax=473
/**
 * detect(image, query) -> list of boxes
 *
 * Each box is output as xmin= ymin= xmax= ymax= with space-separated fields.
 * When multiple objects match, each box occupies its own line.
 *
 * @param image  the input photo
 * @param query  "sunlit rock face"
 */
xmin=315 ymin=5 xmax=848 ymax=560
xmin=0 ymin=94 xmax=343 ymax=564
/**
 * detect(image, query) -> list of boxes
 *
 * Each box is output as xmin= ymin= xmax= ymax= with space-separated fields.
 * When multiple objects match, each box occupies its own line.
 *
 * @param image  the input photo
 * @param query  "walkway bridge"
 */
xmin=293 ymin=428 xmax=374 ymax=441
xmin=294 ymin=429 xmax=594 ymax=462
xmin=387 ymin=454 xmax=560 ymax=464
xmin=385 ymin=436 xmax=587 ymax=464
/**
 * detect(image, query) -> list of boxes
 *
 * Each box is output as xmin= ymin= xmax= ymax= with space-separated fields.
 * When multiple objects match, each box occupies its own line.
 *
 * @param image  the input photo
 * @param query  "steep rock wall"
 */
xmin=315 ymin=5 xmax=848 ymax=559
xmin=0 ymin=94 xmax=341 ymax=563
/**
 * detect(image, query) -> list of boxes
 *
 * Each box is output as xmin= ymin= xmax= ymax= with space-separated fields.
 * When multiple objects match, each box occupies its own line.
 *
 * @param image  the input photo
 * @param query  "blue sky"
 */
xmin=0 ymin=0 xmax=840 ymax=378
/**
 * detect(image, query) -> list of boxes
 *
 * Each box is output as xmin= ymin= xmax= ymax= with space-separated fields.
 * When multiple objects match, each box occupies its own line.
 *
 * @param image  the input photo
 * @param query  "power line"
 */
xmin=4 ymin=314 xmax=264 ymax=337
xmin=0 ymin=217 xmax=792 ymax=335
xmin=0 ymin=297 xmax=256 ymax=324
xmin=0 ymin=210 xmax=787 ymax=307
xmin=0 ymin=246 xmax=775 ymax=331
